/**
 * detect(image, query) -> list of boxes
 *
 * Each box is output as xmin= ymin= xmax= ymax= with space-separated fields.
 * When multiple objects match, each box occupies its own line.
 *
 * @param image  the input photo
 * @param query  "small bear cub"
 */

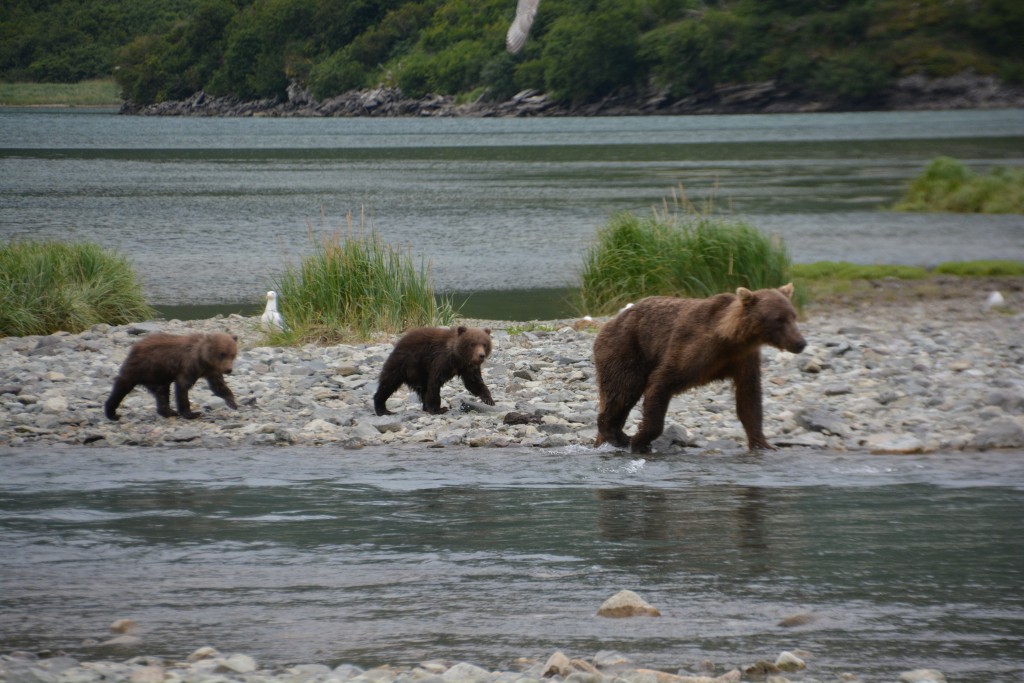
xmin=105 ymin=331 xmax=239 ymax=421
xmin=374 ymin=325 xmax=495 ymax=415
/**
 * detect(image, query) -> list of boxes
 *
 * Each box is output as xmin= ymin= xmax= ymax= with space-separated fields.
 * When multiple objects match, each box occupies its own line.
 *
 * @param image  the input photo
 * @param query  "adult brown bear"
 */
xmin=593 ymin=284 xmax=806 ymax=453
xmin=104 ymin=332 xmax=239 ymax=420
xmin=374 ymin=325 xmax=495 ymax=415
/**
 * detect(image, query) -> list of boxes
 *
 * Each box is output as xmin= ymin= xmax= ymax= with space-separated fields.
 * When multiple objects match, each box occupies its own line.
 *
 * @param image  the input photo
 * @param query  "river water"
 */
xmin=1 ymin=107 xmax=1023 ymax=313
xmin=1 ymin=445 xmax=1022 ymax=681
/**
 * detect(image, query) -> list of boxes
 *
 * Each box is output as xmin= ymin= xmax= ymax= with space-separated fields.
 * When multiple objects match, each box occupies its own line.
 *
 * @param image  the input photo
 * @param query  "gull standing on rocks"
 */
xmin=506 ymin=0 xmax=540 ymax=53
xmin=261 ymin=290 xmax=285 ymax=332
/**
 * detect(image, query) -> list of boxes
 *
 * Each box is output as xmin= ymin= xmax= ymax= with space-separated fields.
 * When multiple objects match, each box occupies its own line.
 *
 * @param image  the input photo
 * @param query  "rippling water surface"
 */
xmin=2 ymin=108 xmax=1023 ymax=307
xmin=1 ymin=445 xmax=1021 ymax=681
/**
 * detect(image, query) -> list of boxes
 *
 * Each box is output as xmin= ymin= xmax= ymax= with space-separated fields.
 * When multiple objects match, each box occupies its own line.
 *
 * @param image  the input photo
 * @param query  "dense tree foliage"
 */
xmin=1 ymin=0 xmax=1020 ymax=106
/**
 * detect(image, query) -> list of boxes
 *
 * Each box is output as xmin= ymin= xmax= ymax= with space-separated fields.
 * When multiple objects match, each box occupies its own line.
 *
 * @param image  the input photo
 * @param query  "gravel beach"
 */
xmin=2 ymin=279 xmax=1022 ymax=683
xmin=1 ymin=279 xmax=1023 ymax=454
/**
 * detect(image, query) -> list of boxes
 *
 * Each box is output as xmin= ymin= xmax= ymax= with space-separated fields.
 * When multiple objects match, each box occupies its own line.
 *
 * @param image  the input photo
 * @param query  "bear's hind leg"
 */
xmin=595 ymin=372 xmax=645 ymax=448
xmin=145 ymin=383 xmax=178 ymax=418
xmin=104 ymin=377 xmax=135 ymax=421
xmin=630 ymin=384 xmax=674 ymax=454
xmin=173 ymin=379 xmax=201 ymax=419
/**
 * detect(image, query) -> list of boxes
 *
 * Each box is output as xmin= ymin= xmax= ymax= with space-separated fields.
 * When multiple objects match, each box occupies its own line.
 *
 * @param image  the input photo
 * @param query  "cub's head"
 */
xmin=202 ymin=332 xmax=239 ymax=374
xmin=736 ymin=283 xmax=807 ymax=354
xmin=454 ymin=326 xmax=493 ymax=366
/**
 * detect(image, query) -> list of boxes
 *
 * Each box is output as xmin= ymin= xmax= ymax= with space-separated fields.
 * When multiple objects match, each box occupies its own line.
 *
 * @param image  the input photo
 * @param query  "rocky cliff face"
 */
xmin=119 ymin=71 xmax=1024 ymax=117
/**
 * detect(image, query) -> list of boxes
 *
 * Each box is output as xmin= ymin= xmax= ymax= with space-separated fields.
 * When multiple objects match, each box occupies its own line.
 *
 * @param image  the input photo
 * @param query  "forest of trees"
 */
xmin=2 ymin=0 xmax=1022 ymax=107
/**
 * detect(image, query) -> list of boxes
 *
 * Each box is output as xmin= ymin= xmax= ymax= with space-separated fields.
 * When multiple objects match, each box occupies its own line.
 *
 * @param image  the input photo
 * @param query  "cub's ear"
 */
xmin=231 ymin=334 xmax=239 ymax=342
xmin=483 ymin=327 xmax=492 ymax=335
xmin=456 ymin=326 xmax=467 ymax=335
xmin=737 ymin=287 xmax=755 ymax=303
xmin=778 ymin=282 xmax=794 ymax=299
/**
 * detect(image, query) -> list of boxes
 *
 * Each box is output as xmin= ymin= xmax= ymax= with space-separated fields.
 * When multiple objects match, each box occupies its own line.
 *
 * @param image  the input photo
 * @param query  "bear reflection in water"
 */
xmin=593 ymin=284 xmax=806 ymax=453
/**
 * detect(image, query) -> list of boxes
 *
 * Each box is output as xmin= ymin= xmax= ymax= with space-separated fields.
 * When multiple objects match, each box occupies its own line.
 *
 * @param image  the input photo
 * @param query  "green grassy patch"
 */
xmin=893 ymin=156 xmax=1024 ymax=214
xmin=933 ymin=260 xmax=1024 ymax=277
xmin=0 ymin=79 xmax=122 ymax=106
xmin=576 ymin=187 xmax=794 ymax=315
xmin=267 ymin=215 xmax=458 ymax=344
xmin=0 ymin=240 xmax=154 ymax=337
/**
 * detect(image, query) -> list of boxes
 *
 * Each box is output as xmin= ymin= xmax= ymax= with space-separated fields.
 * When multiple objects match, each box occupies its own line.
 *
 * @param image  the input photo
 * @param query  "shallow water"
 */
xmin=2 ymin=108 xmax=1023 ymax=309
xmin=1 ymin=445 xmax=1021 ymax=681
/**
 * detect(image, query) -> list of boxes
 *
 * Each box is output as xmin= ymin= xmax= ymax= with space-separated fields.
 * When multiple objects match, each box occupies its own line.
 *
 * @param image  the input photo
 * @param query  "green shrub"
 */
xmin=0 ymin=240 xmax=154 ymax=337
xmin=270 ymin=214 xmax=458 ymax=344
xmin=894 ymin=156 xmax=1024 ymax=213
xmin=576 ymin=188 xmax=793 ymax=315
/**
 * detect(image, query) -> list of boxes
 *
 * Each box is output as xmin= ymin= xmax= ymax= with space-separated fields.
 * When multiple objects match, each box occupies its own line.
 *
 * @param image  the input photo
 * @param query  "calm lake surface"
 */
xmin=2 ymin=107 xmax=1023 ymax=314
xmin=1 ymin=445 xmax=1022 ymax=681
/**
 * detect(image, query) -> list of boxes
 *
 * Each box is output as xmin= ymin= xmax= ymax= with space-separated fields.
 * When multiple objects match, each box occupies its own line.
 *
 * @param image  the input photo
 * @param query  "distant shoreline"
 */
xmin=7 ymin=71 xmax=1022 ymax=116
xmin=118 ymin=73 xmax=1024 ymax=118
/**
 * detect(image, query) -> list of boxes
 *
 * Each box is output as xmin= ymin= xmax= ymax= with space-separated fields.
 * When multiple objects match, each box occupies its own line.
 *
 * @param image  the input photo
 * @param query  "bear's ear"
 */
xmin=483 ymin=327 xmax=492 ymax=335
xmin=231 ymin=334 xmax=239 ymax=342
xmin=456 ymin=326 xmax=467 ymax=335
xmin=778 ymin=282 xmax=794 ymax=299
xmin=737 ymin=287 xmax=755 ymax=303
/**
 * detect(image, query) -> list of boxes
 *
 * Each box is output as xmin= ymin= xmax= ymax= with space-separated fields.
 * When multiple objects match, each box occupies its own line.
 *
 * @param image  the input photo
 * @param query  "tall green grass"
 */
xmin=270 ymin=213 xmax=458 ymax=343
xmin=0 ymin=240 xmax=154 ymax=337
xmin=893 ymin=156 xmax=1024 ymax=214
xmin=576 ymin=187 xmax=793 ymax=315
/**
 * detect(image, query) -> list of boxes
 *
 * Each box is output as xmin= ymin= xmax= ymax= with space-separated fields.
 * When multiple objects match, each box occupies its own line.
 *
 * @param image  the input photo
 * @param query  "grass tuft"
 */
xmin=576 ymin=185 xmax=794 ymax=315
xmin=0 ymin=240 xmax=154 ymax=337
xmin=268 ymin=211 xmax=458 ymax=344
xmin=893 ymin=156 xmax=1024 ymax=214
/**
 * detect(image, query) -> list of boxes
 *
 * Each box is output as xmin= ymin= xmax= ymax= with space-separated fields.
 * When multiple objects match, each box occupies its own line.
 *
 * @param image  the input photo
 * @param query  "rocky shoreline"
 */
xmin=1 ymin=279 xmax=1023 ymax=453
xmin=118 ymin=72 xmax=1024 ymax=118
xmin=0 ymin=645 xmax=954 ymax=683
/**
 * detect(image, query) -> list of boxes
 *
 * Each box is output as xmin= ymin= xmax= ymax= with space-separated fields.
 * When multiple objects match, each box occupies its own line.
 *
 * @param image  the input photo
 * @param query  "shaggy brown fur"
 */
xmin=593 ymin=284 xmax=806 ymax=453
xmin=374 ymin=325 xmax=495 ymax=415
xmin=104 ymin=332 xmax=239 ymax=421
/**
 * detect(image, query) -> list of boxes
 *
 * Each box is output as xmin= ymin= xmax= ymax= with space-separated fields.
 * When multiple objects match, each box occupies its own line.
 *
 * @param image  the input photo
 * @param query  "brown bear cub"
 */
xmin=593 ymin=284 xmax=806 ymax=453
xmin=104 ymin=332 xmax=239 ymax=421
xmin=374 ymin=325 xmax=495 ymax=415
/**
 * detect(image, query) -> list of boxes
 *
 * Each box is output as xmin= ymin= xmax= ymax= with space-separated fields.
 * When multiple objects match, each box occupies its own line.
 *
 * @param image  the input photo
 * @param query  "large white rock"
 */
xmin=597 ymin=589 xmax=661 ymax=617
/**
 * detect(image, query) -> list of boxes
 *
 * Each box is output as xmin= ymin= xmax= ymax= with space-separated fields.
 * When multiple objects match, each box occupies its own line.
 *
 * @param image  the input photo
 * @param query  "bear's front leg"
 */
xmin=421 ymin=380 xmax=448 ymax=414
xmin=174 ymin=380 xmax=202 ymax=419
xmin=733 ymin=359 xmax=774 ymax=450
xmin=461 ymin=367 xmax=494 ymax=405
xmin=206 ymin=374 xmax=238 ymax=409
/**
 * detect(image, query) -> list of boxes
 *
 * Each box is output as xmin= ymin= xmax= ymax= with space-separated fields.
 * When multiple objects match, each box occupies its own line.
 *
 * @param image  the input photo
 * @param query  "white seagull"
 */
xmin=261 ymin=290 xmax=285 ymax=332
xmin=506 ymin=0 xmax=540 ymax=53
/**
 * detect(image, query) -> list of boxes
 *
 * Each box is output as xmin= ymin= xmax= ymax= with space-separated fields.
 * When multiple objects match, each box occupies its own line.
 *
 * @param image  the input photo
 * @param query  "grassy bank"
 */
xmin=577 ymin=191 xmax=793 ymax=316
xmin=0 ymin=79 xmax=121 ymax=106
xmin=0 ymin=240 xmax=154 ymax=337
xmin=894 ymin=157 xmax=1024 ymax=214
xmin=269 ymin=217 xmax=457 ymax=344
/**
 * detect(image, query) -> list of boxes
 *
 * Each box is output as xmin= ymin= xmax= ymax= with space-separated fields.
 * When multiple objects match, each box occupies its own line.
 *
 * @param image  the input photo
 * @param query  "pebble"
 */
xmin=0 ymin=296 xmax=1022 ymax=454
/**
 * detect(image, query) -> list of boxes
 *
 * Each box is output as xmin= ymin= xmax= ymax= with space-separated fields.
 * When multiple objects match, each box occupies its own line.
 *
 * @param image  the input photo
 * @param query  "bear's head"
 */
xmin=736 ymin=283 xmax=806 ymax=354
xmin=201 ymin=332 xmax=239 ymax=374
xmin=453 ymin=326 xmax=493 ymax=366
